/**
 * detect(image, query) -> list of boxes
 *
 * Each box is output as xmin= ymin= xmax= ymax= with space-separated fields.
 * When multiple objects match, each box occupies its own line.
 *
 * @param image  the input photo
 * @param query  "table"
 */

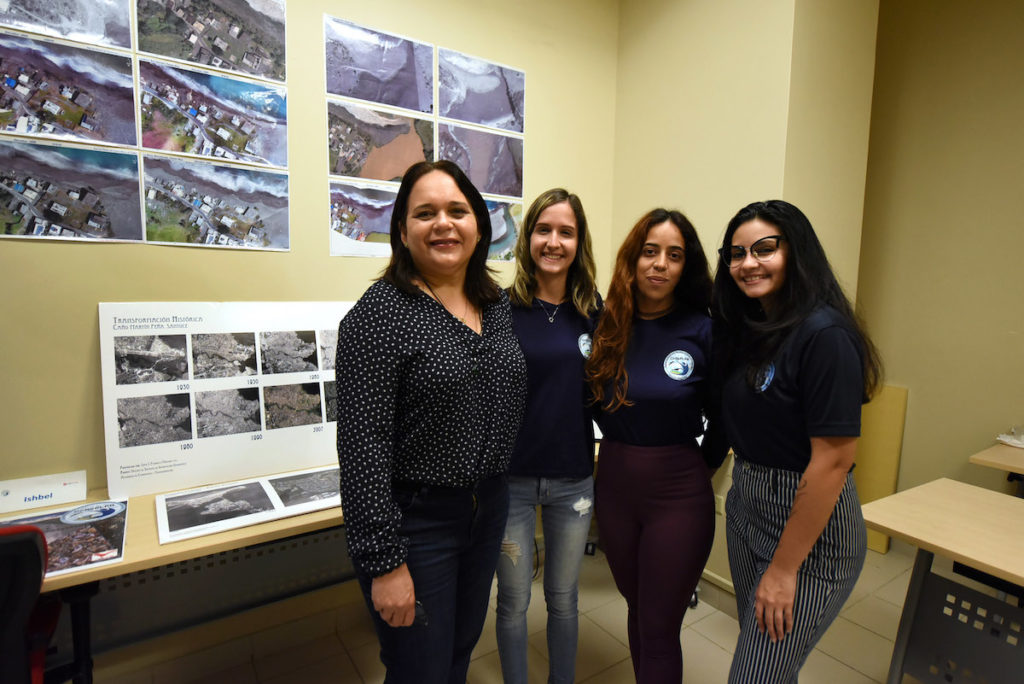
xmin=969 ymin=443 xmax=1024 ymax=496
xmin=36 ymin=491 xmax=344 ymax=683
xmin=861 ymin=478 xmax=1024 ymax=684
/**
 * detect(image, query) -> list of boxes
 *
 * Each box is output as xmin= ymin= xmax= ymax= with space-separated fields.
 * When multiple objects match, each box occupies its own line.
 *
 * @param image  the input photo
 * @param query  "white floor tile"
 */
xmin=799 ymin=648 xmax=878 ymax=683
xmin=681 ymin=628 xmax=734 ymax=683
xmin=841 ymin=594 xmax=903 ymax=640
xmin=260 ymin=653 xmax=362 ymax=684
xmin=815 ymin=616 xmax=894 ymax=682
xmin=528 ymin=614 xmax=630 ymax=682
xmin=688 ymin=609 xmax=740 ymax=654
xmin=583 ymin=595 xmax=629 ymax=647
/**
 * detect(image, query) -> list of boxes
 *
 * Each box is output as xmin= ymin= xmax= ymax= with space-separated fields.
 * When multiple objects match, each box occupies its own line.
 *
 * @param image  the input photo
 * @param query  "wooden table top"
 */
xmin=861 ymin=477 xmax=1024 ymax=587
xmin=969 ymin=442 xmax=1024 ymax=474
xmin=40 ymin=490 xmax=343 ymax=592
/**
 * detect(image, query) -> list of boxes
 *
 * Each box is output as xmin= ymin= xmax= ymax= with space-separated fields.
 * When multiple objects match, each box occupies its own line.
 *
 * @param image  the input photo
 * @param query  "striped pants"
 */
xmin=726 ymin=458 xmax=866 ymax=683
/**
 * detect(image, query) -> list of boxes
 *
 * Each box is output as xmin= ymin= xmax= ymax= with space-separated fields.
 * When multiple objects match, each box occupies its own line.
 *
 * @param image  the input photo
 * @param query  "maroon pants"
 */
xmin=595 ymin=440 xmax=715 ymax=683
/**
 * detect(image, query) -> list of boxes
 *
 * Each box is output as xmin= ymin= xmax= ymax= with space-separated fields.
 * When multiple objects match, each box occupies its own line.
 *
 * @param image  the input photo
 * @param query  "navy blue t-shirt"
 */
xmin=594 ymin=307 xmax=714 ymax=449
xmin=509 ymin=297 xmax=599 ymax=479
xmin=722 ymin=307 xmax=864 ymax=473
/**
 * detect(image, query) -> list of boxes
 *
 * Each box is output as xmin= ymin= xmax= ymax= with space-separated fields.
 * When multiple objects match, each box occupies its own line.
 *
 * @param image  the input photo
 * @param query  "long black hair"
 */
xmin=711 ymin=200 xmax=881 ymax=397
xmin=382 ymin=160 xmax=500 ymax=307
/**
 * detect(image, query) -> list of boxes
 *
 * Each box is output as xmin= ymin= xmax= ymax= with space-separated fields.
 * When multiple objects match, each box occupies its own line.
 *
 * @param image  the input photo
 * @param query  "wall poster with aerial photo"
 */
xmin=143 ymin=153 xmax=289 ymax=250
xmin=99 ymin=301 xmax=353 ymax=499
xmin=136 ymin=0 xmax=287 ymax=83
xmin=0 ymin=138 xmax=143 ymax=241
xmin=324 ymin=15 xmax=525 ymax=259
xmin=0 ymin=0 xmax=132 ymax=50
xmin=0 ymin=31 xmax=136 ymax=146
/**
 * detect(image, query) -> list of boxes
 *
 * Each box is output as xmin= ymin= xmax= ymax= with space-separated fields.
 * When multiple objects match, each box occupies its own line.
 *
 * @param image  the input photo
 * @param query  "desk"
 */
xmin=969 ymin=443 xmax=1024 ymax=496
xmin=862 ymin=478 xmax=1024 ymax=684
xmin=36 ymin=491 xmax=344 ymax=683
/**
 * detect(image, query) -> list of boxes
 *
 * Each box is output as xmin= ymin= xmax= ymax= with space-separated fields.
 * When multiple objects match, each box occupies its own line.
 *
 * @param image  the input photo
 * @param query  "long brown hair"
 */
xmin=508 ymin=188 xmax=599 ymax=316
xmin=587 ymin=209 xmax=712 ymax=411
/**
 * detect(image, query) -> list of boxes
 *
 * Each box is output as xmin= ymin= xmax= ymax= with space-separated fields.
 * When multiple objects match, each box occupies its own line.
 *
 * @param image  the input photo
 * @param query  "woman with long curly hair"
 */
xmin=713 ymin=200 xmax=881 ymax=683
xmin=586 ymin=208 xmax=727 ymax=682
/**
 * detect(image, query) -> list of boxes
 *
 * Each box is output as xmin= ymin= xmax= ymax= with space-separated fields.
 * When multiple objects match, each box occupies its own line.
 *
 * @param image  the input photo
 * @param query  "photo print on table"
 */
xmin=0 ymin=138 xmax=143 ymax=242
xmin=195 ymin=387 xmax=261 ymax=438
xmin=138 ymin=58 xmax=288 ymax=168
xmin=0 ymin=32 xmax=137 ymax=146
xmin=117 ymin=393 xmax=192 ymax=448
xmin=268 ymin=468 xmax=340 ymax=507
xmin=438 ymin=48 xmax=524 ymax=133
xmin=484 ymin=198 xmax=522 ymax=262
xmin=0 ymin=0 xmax=132 ymax=50
xmin=262 ymin=383 xmax=322 ymax=430
xmin=259 ymin=330 xmax=317 ymax=374
xmin=113 ymin=334 xmax=188 ymax=385
xmin=136 ymin=0 xmax=287 ymax=83
xmin=328 ymin=181 xmax=396 ymax=258
xmin=164 ymin=481 xmax=274 ymax=532
xmin=438 ymin=122 xmax=523 ymax=197
xmin=190 ymin=332 xmax=258 ymax=378
xmin=324 ymin=16 xmax=433 ymax=114
xmin=143 ymin=153 xmax=289 ymax=250
xmin=327 ymin=100 xmax=433 ymax=182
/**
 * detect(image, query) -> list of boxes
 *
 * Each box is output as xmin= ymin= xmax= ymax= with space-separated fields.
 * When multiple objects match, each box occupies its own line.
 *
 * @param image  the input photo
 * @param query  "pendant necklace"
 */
xmin=537 ymin=298 xmax=561 ymax=323
xmin=424 ymin=280 xmax=469 ymax=324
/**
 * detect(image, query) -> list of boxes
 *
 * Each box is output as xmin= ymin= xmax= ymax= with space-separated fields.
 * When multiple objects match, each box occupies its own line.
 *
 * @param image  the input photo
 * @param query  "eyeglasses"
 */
xmin=719 ymin=236 xmax=785 ymax=268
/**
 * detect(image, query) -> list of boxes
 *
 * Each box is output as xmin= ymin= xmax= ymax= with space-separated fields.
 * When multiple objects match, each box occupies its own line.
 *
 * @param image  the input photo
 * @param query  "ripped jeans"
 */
xmin=495 ymin=475 xmax=594 ymax=684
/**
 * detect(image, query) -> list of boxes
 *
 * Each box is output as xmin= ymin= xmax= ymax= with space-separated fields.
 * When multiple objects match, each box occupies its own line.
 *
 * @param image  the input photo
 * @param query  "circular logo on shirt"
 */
xmin=754 ymin=363 xmax=776 ymax=393
xmin=663 ymin=350 xmax=694 ymax=381
xmin=59 ymin=501 xmax=126 ymax=525
xmin=578 ymin=333 xmax=593 ymax=358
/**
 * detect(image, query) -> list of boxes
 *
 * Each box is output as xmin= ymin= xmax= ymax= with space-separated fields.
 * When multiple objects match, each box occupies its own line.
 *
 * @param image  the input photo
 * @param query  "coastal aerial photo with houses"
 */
xmin=327 ymin=100 xmax=433 ymax=182
xmin=139 ymin=58 xmax=287 ymax=167
xmin=143 ymin=153 xmax=289 ymax=250
xmin=0 ymin=32 xmax=137 ymax=146
xmin=137 ymin=0 xmax=286 ymax=83
xmin=0 ymin=138 xmax=142 ymax=241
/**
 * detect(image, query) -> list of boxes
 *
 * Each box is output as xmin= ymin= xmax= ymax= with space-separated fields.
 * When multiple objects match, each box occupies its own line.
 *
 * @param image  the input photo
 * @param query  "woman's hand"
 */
xmin=754 ymin=563 xmax=797 ymax=642
xmin=372 ymin=563 xmax=416 ymax=627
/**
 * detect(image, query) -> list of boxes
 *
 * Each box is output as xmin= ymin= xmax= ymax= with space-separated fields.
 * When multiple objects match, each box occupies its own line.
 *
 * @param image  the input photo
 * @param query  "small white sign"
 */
xmin=0 ymin=470 xmax=87 ymax=514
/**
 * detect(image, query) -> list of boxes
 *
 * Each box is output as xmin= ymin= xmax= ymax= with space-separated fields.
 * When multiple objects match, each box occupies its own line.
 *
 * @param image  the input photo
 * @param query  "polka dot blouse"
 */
xmin=335 ymin=279 xmax=527 ymax=577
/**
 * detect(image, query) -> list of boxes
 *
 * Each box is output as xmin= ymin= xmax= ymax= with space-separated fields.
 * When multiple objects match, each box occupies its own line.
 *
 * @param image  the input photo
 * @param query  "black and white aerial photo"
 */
xmin=195 ymin=387 xmax=261 ymax=437
xmin=268 ymin=468 xmax=340 ymax=506
xmin=190 ymin=332 xmax=257 ymax=378
xmin=263 ymin=382 xmax=322 ymax=429
xmin=318 ymin=329 xmax=337 ymax=371
xmin=114 ymin=334 xmax=189 ymax=384
xmin=117 ymin=393 xmax=193 ymax=448
xmin=259 ymin=330 xmax=317 ymax=374
xmin=164 ymin=481 xmax=274 ymax=532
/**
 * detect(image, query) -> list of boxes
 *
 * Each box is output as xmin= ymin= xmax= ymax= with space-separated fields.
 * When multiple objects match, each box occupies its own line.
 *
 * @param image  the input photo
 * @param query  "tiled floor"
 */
xmin=97 ymin=541 xmax=918 ymax=683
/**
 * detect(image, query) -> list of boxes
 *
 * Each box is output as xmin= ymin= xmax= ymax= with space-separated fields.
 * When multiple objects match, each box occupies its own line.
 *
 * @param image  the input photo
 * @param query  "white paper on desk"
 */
xmin=0 ymin=501 xmax=128 ymax=577
xmin=155 ymin=465 xmax=340 ymax=544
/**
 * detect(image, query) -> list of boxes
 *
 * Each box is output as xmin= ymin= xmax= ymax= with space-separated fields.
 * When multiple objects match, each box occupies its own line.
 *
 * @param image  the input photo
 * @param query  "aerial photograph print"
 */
xmin=136 ymin=0 xmax=286 ymax=82
xmin=0 ymin=0 xmax=132 ymax=50
xmin=0 ymin=32 xmax=137 ymax=146
xmin=327 ymin=100 xmax=432 ymax=181
xmin=438 ymin=48 xmax=524 ymax=133
xmin=0 ymin=138 xmax=143 ymax=241
xmin=143 ymin=153 xmax=289 ymax=250
xmin=139 ymin=58 xmax=288 ymax=168
xmin=328 ymin=181 xmax=396 ymax=257
xmin=439 ymin=122 xmax=523 ymax=198
xmin=324 ymin=16 xmax=433 ymax=114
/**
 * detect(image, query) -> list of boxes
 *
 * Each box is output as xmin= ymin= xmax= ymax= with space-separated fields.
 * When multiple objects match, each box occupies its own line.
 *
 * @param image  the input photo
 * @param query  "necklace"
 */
xmin=537 ymin=298 xmax=561 ymax=323
xmin=423 ymin=279 xmax=471 ymax=325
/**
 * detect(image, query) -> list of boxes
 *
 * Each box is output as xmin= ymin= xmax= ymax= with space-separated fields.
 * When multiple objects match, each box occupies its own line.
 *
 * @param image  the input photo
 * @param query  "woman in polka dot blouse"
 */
xmin=335 ymin=160 xmax=527 ymax=683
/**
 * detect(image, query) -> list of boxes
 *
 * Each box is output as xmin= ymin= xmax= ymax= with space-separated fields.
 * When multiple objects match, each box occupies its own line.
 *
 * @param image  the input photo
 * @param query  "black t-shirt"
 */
xmin=722 ymin=307 xmax=863 ymax=472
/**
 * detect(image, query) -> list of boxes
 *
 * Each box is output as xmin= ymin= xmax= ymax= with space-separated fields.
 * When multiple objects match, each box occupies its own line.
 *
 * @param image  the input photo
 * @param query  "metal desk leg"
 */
xmin=887 ymin=549 xmax=932 ymax=684
xmin=45 ymin=582 xmax=98 ymax=684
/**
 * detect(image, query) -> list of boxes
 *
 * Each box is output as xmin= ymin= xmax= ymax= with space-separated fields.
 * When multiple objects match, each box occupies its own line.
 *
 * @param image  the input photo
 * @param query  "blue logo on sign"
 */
xmin=663 ymin=351 xmax=694 ymax=381
xmin=60 ymin=501 xmax=127 ymax=525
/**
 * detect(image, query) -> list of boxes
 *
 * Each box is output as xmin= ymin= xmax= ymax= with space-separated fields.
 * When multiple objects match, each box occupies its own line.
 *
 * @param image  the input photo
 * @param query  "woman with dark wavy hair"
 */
xmin=496 ymin=188 xmax=600 ymax=684
xmin=712 ymin=200 xmax=881 ymax=683
xmin=586 ymin=208 xmax=726 ymax=682
xmin=336 ymin=160 xmax=526 ymax=683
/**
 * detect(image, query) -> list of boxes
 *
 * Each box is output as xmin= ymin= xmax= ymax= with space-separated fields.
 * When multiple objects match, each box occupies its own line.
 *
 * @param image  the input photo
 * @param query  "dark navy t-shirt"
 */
xmin=594 ymin=307 xmax=713 ymax=448
xmin=509 ymin=298 xmax=599 ymax=479
xmin=722 ymin=307 xmax=864 ymax=472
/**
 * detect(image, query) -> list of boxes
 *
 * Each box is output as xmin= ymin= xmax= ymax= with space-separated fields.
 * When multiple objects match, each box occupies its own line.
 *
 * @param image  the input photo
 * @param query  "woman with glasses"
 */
xmin=712 ymin=200 xmax=882 ymax=683
xmin=496 ymin=188 xmax=601 ymax=684
xmin=586 ymin=209 xmax=727 ymax=682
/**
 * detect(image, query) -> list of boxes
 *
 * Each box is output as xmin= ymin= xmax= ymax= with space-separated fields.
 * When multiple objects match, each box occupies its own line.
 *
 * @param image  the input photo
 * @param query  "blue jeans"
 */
xmin=495 ymin=475 xmax=594 ymax=684
xmin=356 ymin=474 xmax=508 ymax=684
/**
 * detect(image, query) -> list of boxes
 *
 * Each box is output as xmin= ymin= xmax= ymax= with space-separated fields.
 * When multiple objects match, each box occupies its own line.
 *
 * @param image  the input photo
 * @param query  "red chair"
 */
xmin=0 ymin=525 xmax=48 ymax=684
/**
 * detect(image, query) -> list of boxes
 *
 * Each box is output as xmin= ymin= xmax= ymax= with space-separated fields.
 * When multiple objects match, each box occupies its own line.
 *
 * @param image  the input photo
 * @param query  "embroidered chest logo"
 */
xmin=754 ymin=363 xmax=776 ymax=392
xmin=578 ymin=333 xmax=593 ymax=358
xmin=663 ymin=350 xmax=694 ymax=381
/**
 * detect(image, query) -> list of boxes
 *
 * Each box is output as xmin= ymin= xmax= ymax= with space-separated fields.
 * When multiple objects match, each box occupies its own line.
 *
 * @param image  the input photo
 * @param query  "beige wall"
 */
xmin=857 ymin=0 xmax=1024 ymax=493
xmin=0 ymin=0 xmax=620 ymax=487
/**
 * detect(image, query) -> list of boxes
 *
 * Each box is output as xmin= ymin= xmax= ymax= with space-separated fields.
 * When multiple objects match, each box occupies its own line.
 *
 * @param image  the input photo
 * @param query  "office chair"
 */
xmin=0 ymin=525 xmax=48 ymax=684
